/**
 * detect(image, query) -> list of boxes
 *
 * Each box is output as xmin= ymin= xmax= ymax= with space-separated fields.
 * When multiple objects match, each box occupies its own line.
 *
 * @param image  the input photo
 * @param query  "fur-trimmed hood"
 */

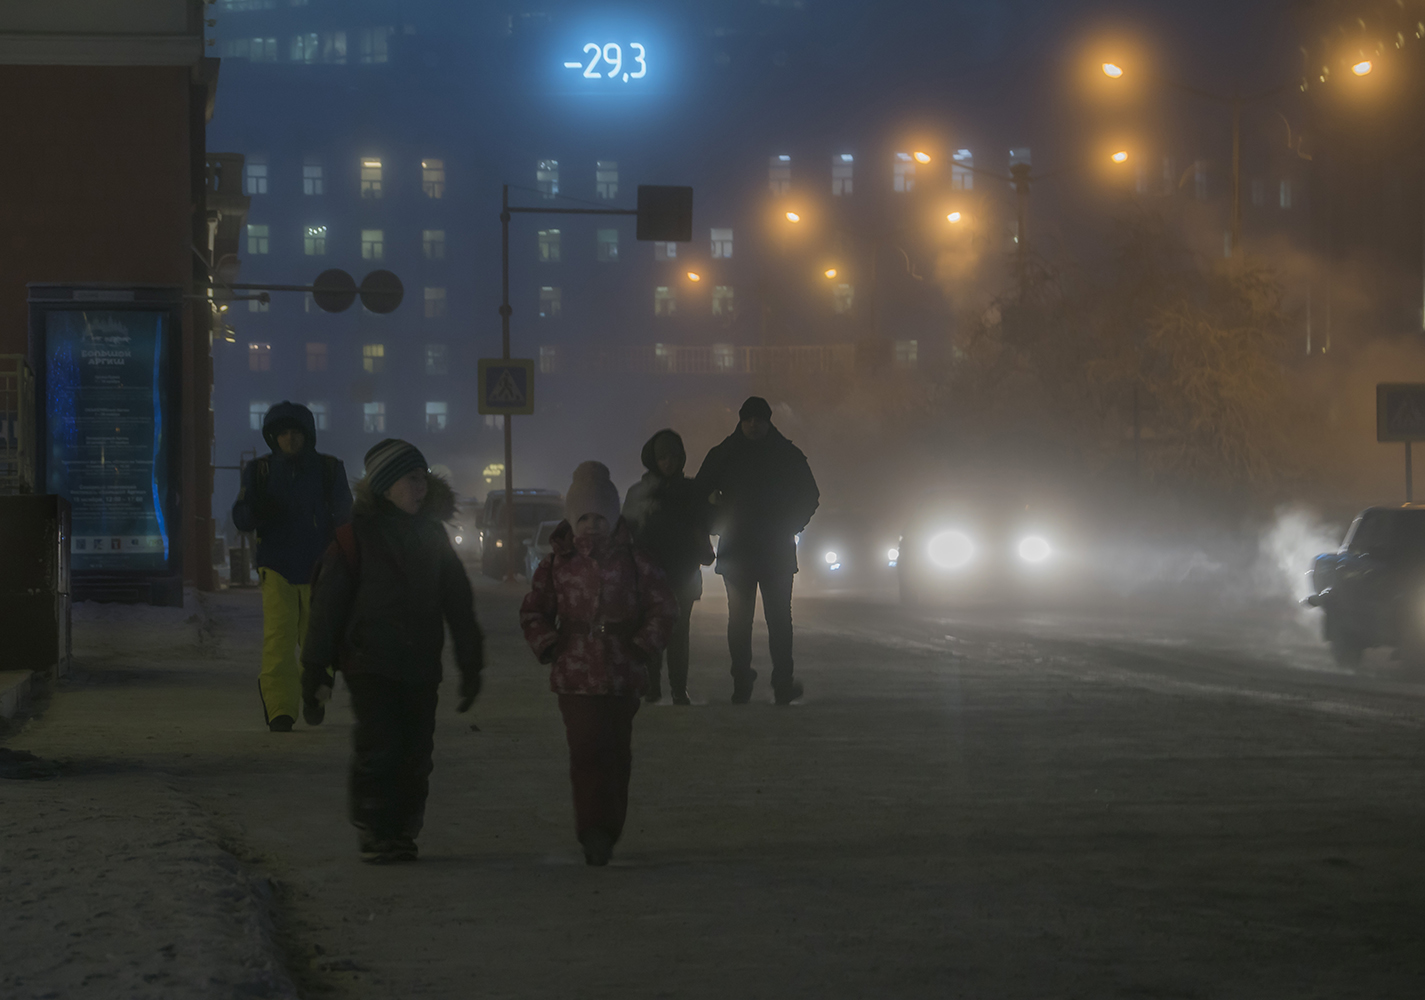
xmin=353 ymin=470 xmax=459 ymax=522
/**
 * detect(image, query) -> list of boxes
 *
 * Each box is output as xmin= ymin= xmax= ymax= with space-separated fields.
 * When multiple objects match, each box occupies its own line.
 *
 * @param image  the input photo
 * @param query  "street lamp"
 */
xmin=1352 ymin=59 xmax=1373 ymax=76
xmin=823 ymin=268 xmax=837 ymax=279
xmin=946 ymin=211 xmax=963 ymax=223
xmin=686 ymin=271 xmax=701 ymax=281
xmin=785 ymin=211 xmax=801 ymax=223
xmin=1111 ymin=150 xmax=1129 ymax=163
xmin=1099 ymin=57 xmax=1295 ymax=256
xmin=913 ymin=151 xmax=932 ymax=164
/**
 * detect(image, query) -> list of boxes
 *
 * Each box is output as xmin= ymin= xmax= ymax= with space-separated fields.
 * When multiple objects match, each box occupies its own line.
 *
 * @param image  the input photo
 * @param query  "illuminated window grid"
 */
xmin=362 ymin=343 xmax=386 ymax=374
xmin=768 ymin=154 xmax=791 ymax=196
xmin=832 ymin=154 xmax=853 ymax=196
xmin=360 ymin=158 xmax=383 ymax=198
xmin=423 ymin=229 xmax=445 ymax=260
xmin=424 ymin=287 xmax=447 ymax=319
xmin=654 ymin=286 xmax=675 ymax=316
xmin=361 ymin=228 xmax=384 ymax=260
xmin=363 ymin=402 xmax=385 ymax=433
xmin=247 ymin=342 xmax=271 ymax=372
xmin=422 ymin=158 xmax=445 ymax=198
xmin=305 ymin=342 xmax=328 ymax=372
xmin=303 ymin=225 xmax=326 ymax=255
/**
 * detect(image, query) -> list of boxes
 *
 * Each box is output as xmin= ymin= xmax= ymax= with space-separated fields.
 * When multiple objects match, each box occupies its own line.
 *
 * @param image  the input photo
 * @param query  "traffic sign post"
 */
xmin=496 ymin=182 xmax=692 ymax=578
xmin=1376 ymin=383 xmax=1425 ymax=502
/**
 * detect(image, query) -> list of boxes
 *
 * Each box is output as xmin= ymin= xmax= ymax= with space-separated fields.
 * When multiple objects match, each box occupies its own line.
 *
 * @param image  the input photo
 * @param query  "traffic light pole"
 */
xmin=498 ymin=185 xmax=639 ymax=580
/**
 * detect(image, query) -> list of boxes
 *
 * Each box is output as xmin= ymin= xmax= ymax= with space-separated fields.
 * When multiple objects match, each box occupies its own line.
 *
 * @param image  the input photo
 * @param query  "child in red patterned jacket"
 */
xmin=520 ymin=461 xmax=678 ymax=866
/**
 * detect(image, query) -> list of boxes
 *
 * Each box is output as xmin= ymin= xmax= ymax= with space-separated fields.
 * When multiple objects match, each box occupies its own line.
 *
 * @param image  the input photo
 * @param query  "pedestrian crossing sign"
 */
xmin=478 ymin=358 xmax=535 ymax=415
xmin=1378 ymin=383 xmax=1425 ymax=441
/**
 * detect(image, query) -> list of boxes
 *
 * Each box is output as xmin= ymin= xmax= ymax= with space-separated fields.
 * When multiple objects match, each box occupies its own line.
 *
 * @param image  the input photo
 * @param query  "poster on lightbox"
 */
xmin=44 ymin=309 xmax=171 ymax=572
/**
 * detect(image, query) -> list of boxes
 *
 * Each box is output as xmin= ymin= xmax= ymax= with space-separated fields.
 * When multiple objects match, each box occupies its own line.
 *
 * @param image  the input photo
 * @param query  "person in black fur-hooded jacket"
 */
xmin=301 ymin=439 xmax=484 ymax=864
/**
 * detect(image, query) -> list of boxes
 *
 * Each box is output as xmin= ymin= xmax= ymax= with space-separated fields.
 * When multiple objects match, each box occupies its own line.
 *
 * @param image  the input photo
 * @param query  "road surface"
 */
xmin=3 ymin=581 xmax=1423 ymax=999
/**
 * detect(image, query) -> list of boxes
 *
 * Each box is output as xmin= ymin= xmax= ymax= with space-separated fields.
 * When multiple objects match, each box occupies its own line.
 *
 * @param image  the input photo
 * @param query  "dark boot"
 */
xmin=731 ymin=669 xmax=757 ymax=704
xmin=581 ymin=828 xmax=614 ymax=866
xmin=268 ymin=715 xmax=295 ymax=732
xmin=773 ymin=680 xmax=804 ymax=706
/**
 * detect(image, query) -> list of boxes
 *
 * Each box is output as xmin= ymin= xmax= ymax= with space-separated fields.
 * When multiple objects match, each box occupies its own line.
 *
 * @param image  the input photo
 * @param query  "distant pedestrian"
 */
xmin=520 ymin=461 xmax=678 ymax=866
xmin=694 ymin=397 xmax=820 ymax=705
xmin=622 ymin=429 xmax=715 ymax=705
xmin=231 ymin=401 xmax=353 ymax=732
xmin=301 ymin=439 xmax=484 ymax=864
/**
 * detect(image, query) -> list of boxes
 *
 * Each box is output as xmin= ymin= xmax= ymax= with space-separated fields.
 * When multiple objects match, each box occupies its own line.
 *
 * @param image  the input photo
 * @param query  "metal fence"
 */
xmin=584 ymin=343 xmax=857 ymax=376
xmin=0 ymin=355 xmax=35 ymax=495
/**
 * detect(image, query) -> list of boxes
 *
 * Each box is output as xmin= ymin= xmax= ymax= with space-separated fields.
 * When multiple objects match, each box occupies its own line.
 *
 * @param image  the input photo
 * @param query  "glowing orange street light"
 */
xmin=1111 ymin=150 xmax=1129 ymax=163
xmin=946 ymin=212 xmax=962 ymax=223
xmin=1102 ymin=62 xmax=1124 ymax=78
xmin=913 ymin=151 xmax=931 ymax=164
xmin=824 ymin=268 xmax=838 ymax=279
xmin=1352 ymin=59 xmax=1373 ymax=76
xmin=785 ymin=211 xmax=801 ymax=223
xmin=686 ymin=271 xmax=701 ymax=281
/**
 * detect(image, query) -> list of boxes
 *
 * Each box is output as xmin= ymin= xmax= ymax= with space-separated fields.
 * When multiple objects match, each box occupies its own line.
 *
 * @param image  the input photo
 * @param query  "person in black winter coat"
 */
xmin=622 ymin=429 xmax=714 ymax=704
xmin=301 ymin=439 xmax=483 ymax=864
xmin=231 ymin=401 xmax=353 ymax=732
xmin=693 ymin=397 xmax=819 ymax=705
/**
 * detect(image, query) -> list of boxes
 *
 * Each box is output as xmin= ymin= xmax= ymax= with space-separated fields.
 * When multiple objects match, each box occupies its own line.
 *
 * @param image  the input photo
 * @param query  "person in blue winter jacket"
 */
xmin=232 ymin=401 xmax=353 ymax=731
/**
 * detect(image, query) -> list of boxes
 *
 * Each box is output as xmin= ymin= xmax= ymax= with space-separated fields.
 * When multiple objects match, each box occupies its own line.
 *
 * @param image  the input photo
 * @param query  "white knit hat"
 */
xmin=564 ymin=461 xmax=621 ymax=526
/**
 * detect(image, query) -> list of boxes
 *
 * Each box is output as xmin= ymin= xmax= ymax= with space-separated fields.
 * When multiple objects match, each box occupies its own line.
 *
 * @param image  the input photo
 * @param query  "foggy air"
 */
xmin=1 ymin=1 xmax=1423 ymax=997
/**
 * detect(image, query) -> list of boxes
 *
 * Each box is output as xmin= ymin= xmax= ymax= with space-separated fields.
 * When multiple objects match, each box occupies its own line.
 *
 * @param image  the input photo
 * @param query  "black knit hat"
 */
xmin=739 ymin=396 xmax=773 ymax=421
xmin=364 ymin=438 xmax=428 ymax=497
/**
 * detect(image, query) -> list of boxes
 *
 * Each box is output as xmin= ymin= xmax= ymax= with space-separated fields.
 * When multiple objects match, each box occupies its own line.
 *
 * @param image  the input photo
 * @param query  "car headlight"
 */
xmin=887 ymin=547 xmax=899 ymax=562
xmin=454 ymin=535 xmax=463 ymax=545
xmin=824 ymin=550 xmax=838 ymax=565
xmin=1017 ymin=535 xmax=1052 ymax=563
xmin=928 ymin=530 xmax=974 ymax=569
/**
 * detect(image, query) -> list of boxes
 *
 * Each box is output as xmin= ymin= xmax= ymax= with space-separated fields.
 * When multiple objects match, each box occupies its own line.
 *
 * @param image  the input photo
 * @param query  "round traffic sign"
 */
xmin=311 ymin=269 xmax=357 ymax=313
xmin=359 ymin=270 xmax=404 ymax=314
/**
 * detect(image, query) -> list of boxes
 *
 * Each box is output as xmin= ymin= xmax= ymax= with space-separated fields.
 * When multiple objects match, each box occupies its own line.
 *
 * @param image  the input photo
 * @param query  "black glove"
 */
xmin=301 ymin=665 xmax=333 ymax=726
xmin=456 ymin=671 xmax=481 ymax=713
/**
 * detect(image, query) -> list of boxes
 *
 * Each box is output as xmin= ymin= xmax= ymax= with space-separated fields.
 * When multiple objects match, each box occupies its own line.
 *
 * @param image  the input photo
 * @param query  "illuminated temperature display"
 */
xmin=564 ymin=42 xmax=648 ymax=82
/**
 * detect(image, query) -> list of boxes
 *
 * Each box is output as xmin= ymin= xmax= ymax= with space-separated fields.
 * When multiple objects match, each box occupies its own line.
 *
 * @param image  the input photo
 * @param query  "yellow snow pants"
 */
xmin=258 ymin=568 xmax=311 ymax=724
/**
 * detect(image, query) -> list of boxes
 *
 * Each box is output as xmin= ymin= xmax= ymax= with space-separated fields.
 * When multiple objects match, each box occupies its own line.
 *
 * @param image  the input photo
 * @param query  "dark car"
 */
xmin=478 ymin=488 xmax=564 ymax=579
xmin=1305 ymin=505 xmax=1425 ymax=667
xmin=896 ymin=487 xmax=1075 ymax=606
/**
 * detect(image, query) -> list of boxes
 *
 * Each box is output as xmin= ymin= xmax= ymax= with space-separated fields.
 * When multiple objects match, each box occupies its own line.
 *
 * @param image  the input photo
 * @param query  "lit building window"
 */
xmin=1251 ymin=179 xmax=1265 ymax=207
xmin=1279 ymin=178 xmax=1292 ymax=209
xmin=654 ymin=241 xmax=677 ymax=261
xmin=303 ymin=159 xmax=324 ymax=195
xmin=307 ymin=401 xmax=329 ymax=430
xmin=832 ymin=153 xmax=853 ymax=196
xmin=360 ymin=158 xmax=383 ymax=198
xmin=358 ymin=26 xmax=392 ymax=64
xmin=320 ymin=31 xmax=347 ymax=64
xmin=303 ymin=225 xmax=326 ymax=255
xmin=538 ymin=286 xmax=562 ymax=318
xmin=363 ymin=402 xmax=386 ymax=433
xmin=893 ymin=153 xmax=915 ymax=193
xmin=422 ymin=159 xmax=445 ymax=198
xmin=249 ymin=297 xmax=269 ymax=313
xmin=596 ymin=160 xmax=618 ymax=199
xmin=304 ymin=292 xmax=317 ymax=313
xmin=361 ymin=228 xmax=384 ymax=260
xmin=596 ymin=229 xmax=619 ymax=262
xmin=654 ymin=286 xmax=675 ymax=316
xmin=425 ymin=343 xmax=448 ymax=375
xmin=291 ymin=32 xmax=318 ymax=63
xmin=483 ymin=415 xmax=500 ymax=430
xmin=538 ymin=229 xmax=561 ymax=263
xmin=769 ymin=154 xmax=791 ymax=196
xmin=713 ymin=343 xmax=736 ymax=372
xmin=711 ymin=228 xmax=733 ymax=259
xmin=425 ymin=401 xmax=448 ymax=432
xmin=894 ymin=339 xmax=919 ymax=367
xmin=249 ymin=401 xmax=270 ymax=430
xmin=362 ymin=343 xmax=385 ymax=374
xmin=244 ymin=158 xmax=268 ymax=195
xmin=424 ymin=287 xmax=447 ymax=318
xmin=306 ymin=342 xmax=327 ymax=371
xmin=537 ymin=159 xmax=559 ymax=198
xmin=539 ymin=345 xmax=561 ymax=373
xmin=1010 ymin=147 xmax=1032 ymax=169
xmin=833 ymin=283 xmax=854 ymax=313
xmin=247 ymin=224 xmax=269 ymax=255
xmin=952 ymin=149 xmax=973 ymax=190
xmin=221 ymin=37 xmax=278 ymax=61
xmin=423 ymin=229 xmax=446 ymax=259
xmin=712 ymin=285 xmax=735 ymax=316
xmin=248 ymin=342 xmax=272 ymax=371
xmin=655 ymin=343 xmax=674 ymax=372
